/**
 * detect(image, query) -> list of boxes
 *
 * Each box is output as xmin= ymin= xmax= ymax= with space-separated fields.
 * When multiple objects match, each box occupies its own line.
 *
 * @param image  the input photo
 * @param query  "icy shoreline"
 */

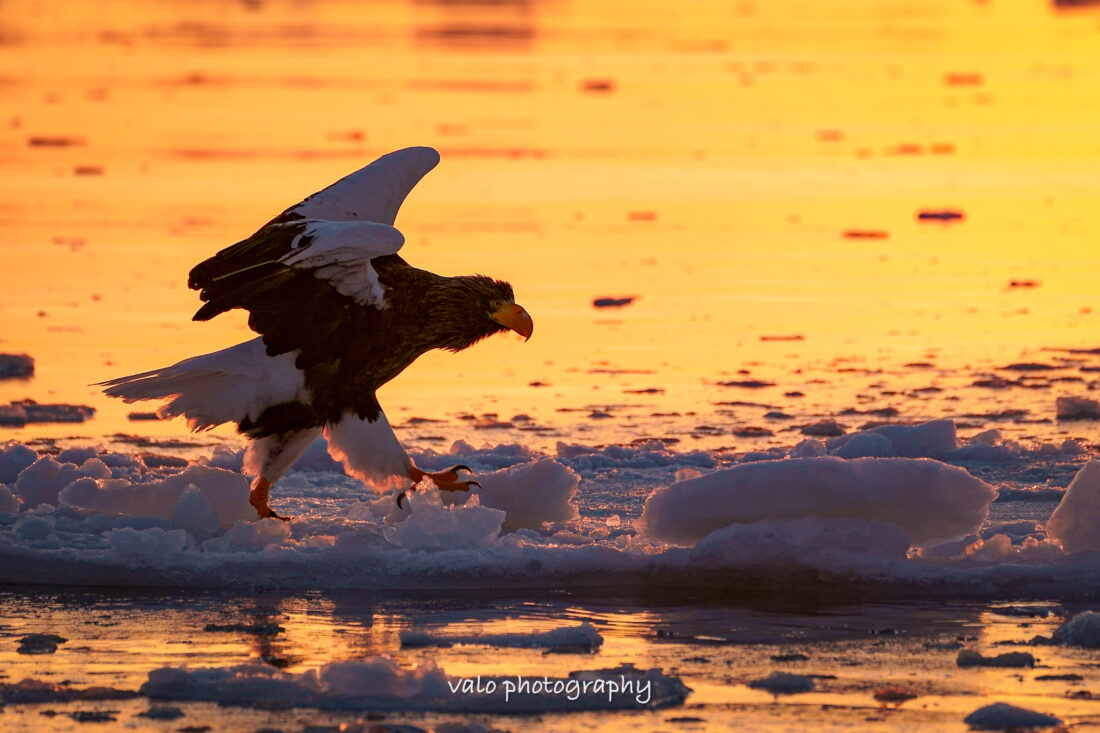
xmin=1 ymin=419 xmax=1097 ymax=598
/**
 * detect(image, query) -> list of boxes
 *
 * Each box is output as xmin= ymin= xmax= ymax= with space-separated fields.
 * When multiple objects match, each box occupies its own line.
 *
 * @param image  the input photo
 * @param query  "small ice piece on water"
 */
xmin=1052 ymin=611 xmax=1100 ymax=648
xmin=747 ymin=671 xmax=815 ymax=695
xmin=137 ymin=706 xmax=185 ymax=720
xmin=1056 ymin=395 xmax=1100 ymax=420
xmin=956 ymin=649 xmax=1035 ymax=668
xmin=400 ymin=622 xmax=602 ymax=653
xmin=1047 ymin=460 xmax=1100 ymax=554
xmin=639 ymin=456 xmax=995 ymax=546
xmin=0 ymin=354 xmax=34 ymax=379
xmin=962 ymin=702 xmax=1061 ymax=731
xmin=17 ymin=633 xmax=67 ymax=654
xmin=475 ymin=458 xmax=579 ymax=530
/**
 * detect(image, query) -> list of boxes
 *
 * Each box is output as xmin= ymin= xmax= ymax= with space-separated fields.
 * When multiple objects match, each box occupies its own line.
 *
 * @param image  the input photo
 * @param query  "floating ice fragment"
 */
xmin=956 ymin=650 xmax=1035 ymax=668
xmin=962 ymin=702 xmax=1061 ymax=731
xmin=0 ymin=354 xmax=34 ymax=379
xmin=1056 ymin=395 xmax=1100 ymax=420
xmin=17 ymin=633 xmax=67 ymax=654
xmin=747 ymin=671 xmax=814 ymax=694
xmin=139 ymin=658 xmax=689 ymax=712
xmin=107 ymin=527 xmax=187 ymax=563
xmin=401 ymin=622 xmax=602 ymax=653
xmin=1052 ymin=611 xmax=1100 ymax=648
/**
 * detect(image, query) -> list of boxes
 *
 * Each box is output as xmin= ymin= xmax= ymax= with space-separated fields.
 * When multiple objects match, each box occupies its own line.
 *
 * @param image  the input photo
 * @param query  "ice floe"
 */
xmin=0 ymin=425 xmax=1097 ymax=596
xmin=400 ymin=622 xmax=602 ymax=652
xmin=139 ymin=658 xmax=689 ymax=712
xmin=639 ymin=456 xmax=995 ymax=545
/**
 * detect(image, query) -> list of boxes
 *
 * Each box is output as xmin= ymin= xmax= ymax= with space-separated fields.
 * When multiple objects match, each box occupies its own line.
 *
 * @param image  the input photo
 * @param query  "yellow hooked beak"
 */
xmin=492 ymin=302 xmax=534 ymax=341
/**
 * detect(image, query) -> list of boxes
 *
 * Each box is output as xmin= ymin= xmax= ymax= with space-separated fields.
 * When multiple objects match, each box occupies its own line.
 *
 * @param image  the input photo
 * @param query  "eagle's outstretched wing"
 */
xmin=187 ymin=146 xmax=440 ymax=368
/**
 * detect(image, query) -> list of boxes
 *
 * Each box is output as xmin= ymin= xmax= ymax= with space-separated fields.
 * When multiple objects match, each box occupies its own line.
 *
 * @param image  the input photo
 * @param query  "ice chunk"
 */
xmin=962 ymin=702 xmax=1061 ymax=730
xmin=1052 ymin=611 xmax=1100 ymax=648
xmin=401 ymin=622 xmax=602 ymax=652
xmin=15 ymin=456 xmax=110 ymax=508
xmin=0 ymin=353 xmax=34 ymax=379
xmin=59 ymin=464 xmax=253 ymax=528
xmin=17 ymin=633 xmax=67 ymax=654
xmin=690 ymin=517 xmax=912 ymax=570
xmin=172 ymin=486 xmax=221 ymax=539
xmin=475 ymin=458 xmax=579 ymax=530
xmin=139 ymin=659 xmax=689 ymax=712
xmin=747 ymin=672 xmax=814 ymax=694
xmin=955 ymin=649 xmax=1035 ymax=668
xmin=790 ymin=439 xmax=826 ymax=457
xmin=1056 ymin=395 xmax=1100 ymax=420
xmin=640 ymin=456 xmax=995 ymax=545
xmin=831 ymin=433 xmax=894 ymax=458
xmin=0 ymin=441 xmax=38 ymax=483
xmin=1047 ymin=460 xmax=1100 ymax=554
xmin=203 ymin=518 xmax=291 ymax=553
xmin=0 ymin=486 xmax=19 ymax=514
xmin=384 ymin=490 xmax=505 ymax=551
xmin=828 ymin=419 xmax=957 ymax=457
xmin=108 ymin=527 xmax=188 ymax=563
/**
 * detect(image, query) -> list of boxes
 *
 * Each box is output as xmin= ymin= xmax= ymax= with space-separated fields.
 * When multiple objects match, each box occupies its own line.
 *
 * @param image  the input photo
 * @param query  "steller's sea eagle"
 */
xmin=100 ymin=147 xmax=533 ymax=519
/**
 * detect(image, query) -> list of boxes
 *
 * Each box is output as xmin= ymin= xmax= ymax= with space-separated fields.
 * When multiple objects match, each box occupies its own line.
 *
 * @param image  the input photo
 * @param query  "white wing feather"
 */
xmin=280 ymin=220 xmax=404 ymax=308
xmin=291 ymin=146 xmax=440 ymax=224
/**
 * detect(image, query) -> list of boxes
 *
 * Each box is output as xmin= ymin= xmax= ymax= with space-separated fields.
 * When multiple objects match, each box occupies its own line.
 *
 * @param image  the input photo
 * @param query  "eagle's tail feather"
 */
xmin=98 ymin=339 xmax=308 ymax=432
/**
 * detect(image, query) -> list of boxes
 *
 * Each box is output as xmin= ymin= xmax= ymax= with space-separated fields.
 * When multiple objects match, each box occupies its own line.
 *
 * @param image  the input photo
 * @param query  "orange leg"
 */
xmin=249 ymin=477 xmax=291 ymax=521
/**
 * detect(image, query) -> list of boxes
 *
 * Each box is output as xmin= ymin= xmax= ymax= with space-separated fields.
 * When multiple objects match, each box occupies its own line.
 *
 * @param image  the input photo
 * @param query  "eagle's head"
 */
xmin=436 ymin=275 xmax=533 ymax=352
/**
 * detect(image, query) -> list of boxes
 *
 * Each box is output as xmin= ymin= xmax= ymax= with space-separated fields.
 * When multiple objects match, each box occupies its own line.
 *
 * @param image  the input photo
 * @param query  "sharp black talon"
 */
xmin=466 ymin=480 xmax=481 ymax=490
xmin=396 ymin=490 xmax=407 ymax=510
xmin=450 ymin=464 xmax=473 ymax=474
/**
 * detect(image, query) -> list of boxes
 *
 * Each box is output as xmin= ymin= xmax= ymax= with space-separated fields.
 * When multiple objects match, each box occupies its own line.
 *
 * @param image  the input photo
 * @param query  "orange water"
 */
xmin=1 ymin=0 xmax=1099 ymax=451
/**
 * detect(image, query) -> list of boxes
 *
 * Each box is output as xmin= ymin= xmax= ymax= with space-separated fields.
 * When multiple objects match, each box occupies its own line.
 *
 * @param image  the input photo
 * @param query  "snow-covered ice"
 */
xmin=0 ymin=423 xmax=1097 ymax=596
xmin=639 ymin=456 xmax=995 ymax=545
xmin=1046 ymin=460 xmax=1100 ymax=554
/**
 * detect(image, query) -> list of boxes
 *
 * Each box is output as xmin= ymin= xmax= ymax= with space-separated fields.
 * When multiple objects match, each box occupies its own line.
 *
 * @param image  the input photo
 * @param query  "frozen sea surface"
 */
xmin=1 ymin=419 xmax=1100 ymax=730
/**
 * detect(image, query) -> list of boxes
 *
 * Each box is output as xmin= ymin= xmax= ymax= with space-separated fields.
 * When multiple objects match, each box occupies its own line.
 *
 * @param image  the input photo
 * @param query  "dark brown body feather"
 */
xmin=188 ymin=216 xmax=513 ymax=437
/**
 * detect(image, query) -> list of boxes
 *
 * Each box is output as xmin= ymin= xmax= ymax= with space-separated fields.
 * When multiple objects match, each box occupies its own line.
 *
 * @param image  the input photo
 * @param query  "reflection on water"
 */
xmin=0 ymin=588 xmax=1094 ymax=731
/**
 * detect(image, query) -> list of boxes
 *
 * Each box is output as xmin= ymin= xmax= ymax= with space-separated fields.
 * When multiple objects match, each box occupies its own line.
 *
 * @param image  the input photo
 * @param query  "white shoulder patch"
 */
xmin=279 ymin=220 xmax=404 ymax=309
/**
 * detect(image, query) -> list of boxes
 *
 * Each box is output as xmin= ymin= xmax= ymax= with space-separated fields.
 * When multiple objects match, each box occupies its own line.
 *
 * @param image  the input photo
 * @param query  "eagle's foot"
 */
xmin=400 ymin=464 xmax=481 ymax=508
xmin=249 ymin=477 xmax=291 ymax=522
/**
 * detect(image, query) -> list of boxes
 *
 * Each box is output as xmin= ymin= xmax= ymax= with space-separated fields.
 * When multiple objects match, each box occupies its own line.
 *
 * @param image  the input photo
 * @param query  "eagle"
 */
xmin=100 ymin=147 xmax=533 ymax=519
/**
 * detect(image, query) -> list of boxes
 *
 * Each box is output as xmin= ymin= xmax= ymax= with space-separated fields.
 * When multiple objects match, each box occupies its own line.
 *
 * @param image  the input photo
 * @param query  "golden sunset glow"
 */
xmin=2 ymin=0 xmax=1098 ymax=451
